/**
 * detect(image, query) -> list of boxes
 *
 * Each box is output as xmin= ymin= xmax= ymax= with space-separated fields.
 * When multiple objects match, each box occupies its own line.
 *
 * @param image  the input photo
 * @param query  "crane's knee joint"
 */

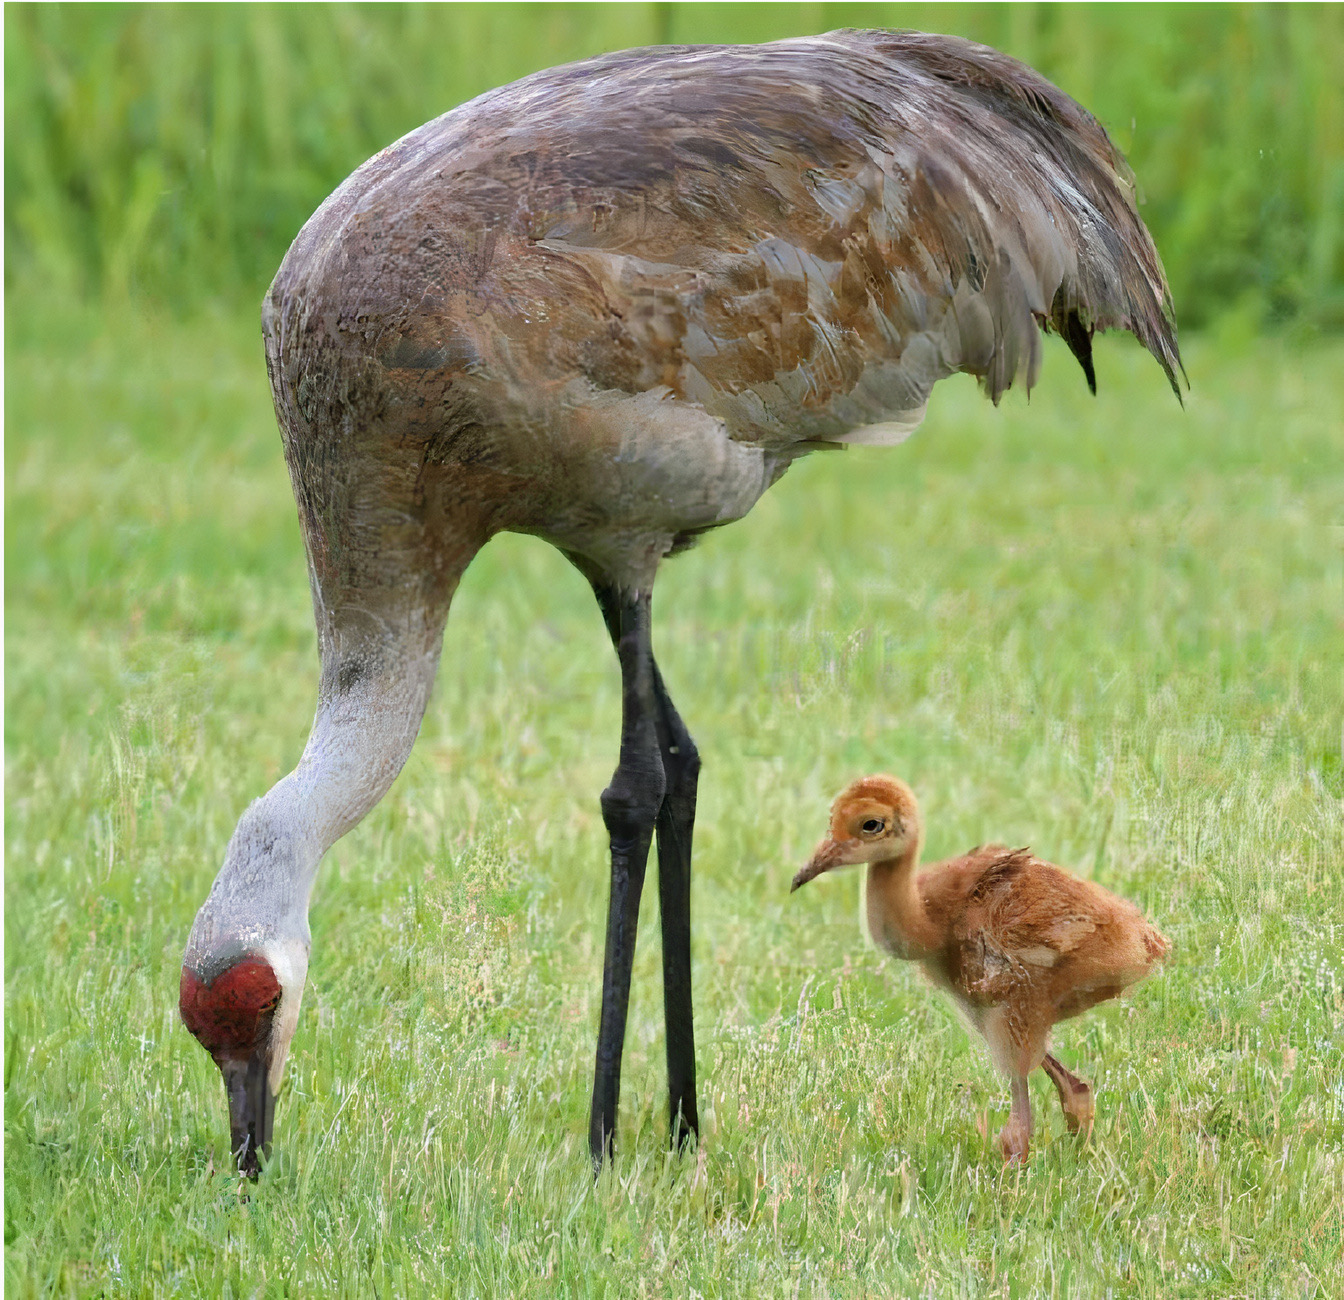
xmin=336 ymin=658 xmax=367 ymax=695
xmin=600 ymin=769 xmax=665 ymax=838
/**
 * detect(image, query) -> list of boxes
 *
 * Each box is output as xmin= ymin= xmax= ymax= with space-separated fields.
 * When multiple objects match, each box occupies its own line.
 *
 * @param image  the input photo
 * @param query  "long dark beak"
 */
xmin=791 ymin=837 xmax=844 ymax=892
xmin=218 ymin=1052 xmax=276 ymax=1178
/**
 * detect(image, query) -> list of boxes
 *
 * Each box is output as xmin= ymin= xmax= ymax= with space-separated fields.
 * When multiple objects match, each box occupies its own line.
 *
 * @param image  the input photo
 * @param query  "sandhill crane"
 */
xmin=792 ymin=775 xmax=1170 ymax=1161
xmin=179 ymin=29 xmax=1182 ymax=1176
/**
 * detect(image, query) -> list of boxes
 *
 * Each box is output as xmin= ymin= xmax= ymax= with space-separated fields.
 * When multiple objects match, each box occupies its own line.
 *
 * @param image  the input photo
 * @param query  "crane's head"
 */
xmin=179 ymin=935 xmax=307 ymax=1177
xmin=791 ymin=775 xmax=923 ymax=891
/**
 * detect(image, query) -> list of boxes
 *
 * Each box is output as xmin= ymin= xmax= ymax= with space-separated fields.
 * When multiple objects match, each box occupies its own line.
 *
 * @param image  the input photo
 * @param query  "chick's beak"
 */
xmin=791 ymin=836 xmax=845 ymax=892
xmin=217 ymin=1050 xmax=277 ymax=1178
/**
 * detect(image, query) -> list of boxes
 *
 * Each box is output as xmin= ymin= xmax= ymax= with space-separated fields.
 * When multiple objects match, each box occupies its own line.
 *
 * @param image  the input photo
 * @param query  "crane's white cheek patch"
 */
xmin=268 ymin=986 xmax=306 ymax=1092
xmin=260 ymin=938 xmax=309 ymax=1092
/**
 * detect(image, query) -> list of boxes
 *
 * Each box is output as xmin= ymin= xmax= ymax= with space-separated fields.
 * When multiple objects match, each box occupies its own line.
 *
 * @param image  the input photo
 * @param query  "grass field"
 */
xmin=5 ymin=294 xmax=1342 ymax=1295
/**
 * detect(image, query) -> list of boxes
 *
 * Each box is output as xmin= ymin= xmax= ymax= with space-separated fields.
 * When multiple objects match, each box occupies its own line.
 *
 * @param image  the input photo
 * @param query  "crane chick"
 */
xmin=792 ymin=776 xmax=1168 ymax=1162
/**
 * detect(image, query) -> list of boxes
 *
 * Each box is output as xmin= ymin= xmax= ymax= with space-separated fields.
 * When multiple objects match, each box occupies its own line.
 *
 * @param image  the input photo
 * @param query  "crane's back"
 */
xmin=262 ymin=30 xmax=1180 ymax=584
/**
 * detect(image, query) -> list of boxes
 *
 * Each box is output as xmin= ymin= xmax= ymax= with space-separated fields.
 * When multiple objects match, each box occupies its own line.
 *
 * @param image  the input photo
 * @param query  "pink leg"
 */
xmin=1042 ymin=1052 xmax=1095 ymax=1137
xmin=998 ymin=1075 xmax=1032 ymax=1163
xmin=980 ymin=1006 xmax=1045 ymax=1164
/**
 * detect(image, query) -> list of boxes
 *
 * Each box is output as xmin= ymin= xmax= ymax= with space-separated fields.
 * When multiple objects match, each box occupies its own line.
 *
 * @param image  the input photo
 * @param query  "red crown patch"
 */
xmin=180 ymin=958 xmax=282 ymax=1057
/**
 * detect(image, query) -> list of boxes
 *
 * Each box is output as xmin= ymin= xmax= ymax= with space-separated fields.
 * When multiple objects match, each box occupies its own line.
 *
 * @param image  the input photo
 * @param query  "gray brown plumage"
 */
xmin=181 ymin=30 xmax=1182 ymax=1174
xmin=792 ymin=775 xmax=1170 ymax=1161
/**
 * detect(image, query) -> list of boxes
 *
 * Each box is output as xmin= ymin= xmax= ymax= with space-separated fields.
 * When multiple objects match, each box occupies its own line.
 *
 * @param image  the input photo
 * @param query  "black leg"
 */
xmin=588 ymin=589 xmax=665 ymax=1168
xmin=581 ymin=571 xmax=700 ymax=1159
xmin=650 ymin=661 xmax=700 ymax=1150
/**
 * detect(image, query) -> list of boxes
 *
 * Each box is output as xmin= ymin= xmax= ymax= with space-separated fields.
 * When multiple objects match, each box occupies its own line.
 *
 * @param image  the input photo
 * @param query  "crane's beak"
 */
xmin=217 ymin=1050 xmax=276 ymax=1178
xmin=791 ymin=837 xmax=845 ymax=892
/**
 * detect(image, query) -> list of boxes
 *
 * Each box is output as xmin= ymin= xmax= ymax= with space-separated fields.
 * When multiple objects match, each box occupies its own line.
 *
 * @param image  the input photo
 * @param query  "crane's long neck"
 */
xmin=863 ymin=832 xmax=940 ymax=959
xmin=187 ymin=638 xmax=442 ymax=962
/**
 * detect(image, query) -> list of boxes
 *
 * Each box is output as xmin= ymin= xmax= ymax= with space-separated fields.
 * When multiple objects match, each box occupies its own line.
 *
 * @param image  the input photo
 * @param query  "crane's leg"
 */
xmin=588 ymin=587 xmax=666 ymax=1168
xmin=1041 ymin=1052 xmax=1095 ymax=1137
xmin=648 ymin=659 xmax=700 ymax=1151
xmin=586 ymin=578 xmax=699 ymax=1154
xmin=984 ymin=1008 xmax=1043 ymax=1164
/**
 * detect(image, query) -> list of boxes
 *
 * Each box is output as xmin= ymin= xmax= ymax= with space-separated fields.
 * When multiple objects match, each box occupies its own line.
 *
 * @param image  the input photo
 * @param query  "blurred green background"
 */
xmin=6 ymin=1 xmax=1344 ymax=330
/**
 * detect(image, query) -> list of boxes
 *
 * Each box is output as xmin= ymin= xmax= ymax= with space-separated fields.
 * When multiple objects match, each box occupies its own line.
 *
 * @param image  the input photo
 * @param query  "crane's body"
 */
xmin=181 ymin=30 xmax=1181 ymax=1175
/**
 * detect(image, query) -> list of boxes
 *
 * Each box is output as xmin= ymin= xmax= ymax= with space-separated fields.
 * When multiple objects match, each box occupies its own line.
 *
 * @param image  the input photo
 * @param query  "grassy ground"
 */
xmin=5 ymin=298 xmax=1343 ymax=1296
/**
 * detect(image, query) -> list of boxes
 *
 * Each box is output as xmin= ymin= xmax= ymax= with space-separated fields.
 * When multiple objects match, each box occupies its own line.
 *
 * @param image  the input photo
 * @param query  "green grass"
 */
xmin=7 ymin=3 xmax=1344 ymax=327
xmin=6 ymin=296 xmax=1343 ymax=1296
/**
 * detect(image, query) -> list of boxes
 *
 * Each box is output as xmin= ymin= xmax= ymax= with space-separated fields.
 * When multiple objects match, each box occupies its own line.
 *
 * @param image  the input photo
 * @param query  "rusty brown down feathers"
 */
xmin=797 ymin=774 xmax=1169 ymax=1161
xmin=915 ymin=843 xmax=1170 ymax=1017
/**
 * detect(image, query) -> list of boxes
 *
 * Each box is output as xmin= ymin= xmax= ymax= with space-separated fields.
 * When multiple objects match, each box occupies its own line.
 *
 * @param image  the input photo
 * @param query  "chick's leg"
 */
xmin=982 ymin=1004 xmax=1041 ymax=1163
xmin=999 ymin=1075 xmax=1033 ymax=1163
xmin=1042 ymin=1052 xmax=1095 ymax=1137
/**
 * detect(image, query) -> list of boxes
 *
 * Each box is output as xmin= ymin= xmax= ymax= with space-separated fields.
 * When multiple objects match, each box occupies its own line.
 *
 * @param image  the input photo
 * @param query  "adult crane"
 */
xmin=179 ymin=29 xmax=1182 ymax=1176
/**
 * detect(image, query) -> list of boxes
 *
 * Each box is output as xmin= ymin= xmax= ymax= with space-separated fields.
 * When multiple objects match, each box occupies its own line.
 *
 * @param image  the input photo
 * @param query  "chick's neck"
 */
xmin=864 ymin=829 xmax=939 ymax=957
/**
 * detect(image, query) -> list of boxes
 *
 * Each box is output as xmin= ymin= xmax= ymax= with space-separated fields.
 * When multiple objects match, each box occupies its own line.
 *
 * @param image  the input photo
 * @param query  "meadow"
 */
xmin=8 ymin=305 xmax=1343 ymax=1297
xmin=6 ymin=4 xmax=1344 ymax=1297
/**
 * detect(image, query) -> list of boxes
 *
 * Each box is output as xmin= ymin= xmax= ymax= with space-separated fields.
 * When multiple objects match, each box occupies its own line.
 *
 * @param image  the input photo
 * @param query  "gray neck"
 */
xmin=186 ymin=647 xmax=439 ymax=970
xmin=185 ymin=774 xmax=320 ymax=970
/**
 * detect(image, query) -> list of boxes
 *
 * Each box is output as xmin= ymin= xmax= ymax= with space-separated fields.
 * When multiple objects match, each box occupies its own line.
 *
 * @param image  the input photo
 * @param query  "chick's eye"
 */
xmin=861 ymin=818 xmax=885 ymax=835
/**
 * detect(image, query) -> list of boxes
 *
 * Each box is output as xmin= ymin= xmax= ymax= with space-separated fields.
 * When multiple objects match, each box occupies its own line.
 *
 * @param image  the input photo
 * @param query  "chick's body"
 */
xmin=795 ymin=775 xmax=1169 ymax=1160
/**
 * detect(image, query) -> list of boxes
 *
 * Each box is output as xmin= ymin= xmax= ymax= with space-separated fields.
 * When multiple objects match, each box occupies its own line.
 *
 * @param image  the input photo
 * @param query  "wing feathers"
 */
xmin=332 ymin=29 xmax=1185 ymax=447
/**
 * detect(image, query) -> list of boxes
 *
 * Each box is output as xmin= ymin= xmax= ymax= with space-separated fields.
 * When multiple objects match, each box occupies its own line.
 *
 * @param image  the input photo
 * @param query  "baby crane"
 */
xmin=793 ymin=777 xmax=1170 ymax=1162
xmin=180 ymin=30 xmax=1182 ymax=1175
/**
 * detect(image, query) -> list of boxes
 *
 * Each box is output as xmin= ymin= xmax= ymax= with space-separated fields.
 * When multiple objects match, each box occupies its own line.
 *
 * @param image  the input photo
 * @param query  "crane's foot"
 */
xmin=589 ymin=1118 xmax=615 ymax=1176
xmin=1061 ymin=1085 xmax=1095 ymax=1137
xmin=669 ymin=1100 xmax=699 ymax=1153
